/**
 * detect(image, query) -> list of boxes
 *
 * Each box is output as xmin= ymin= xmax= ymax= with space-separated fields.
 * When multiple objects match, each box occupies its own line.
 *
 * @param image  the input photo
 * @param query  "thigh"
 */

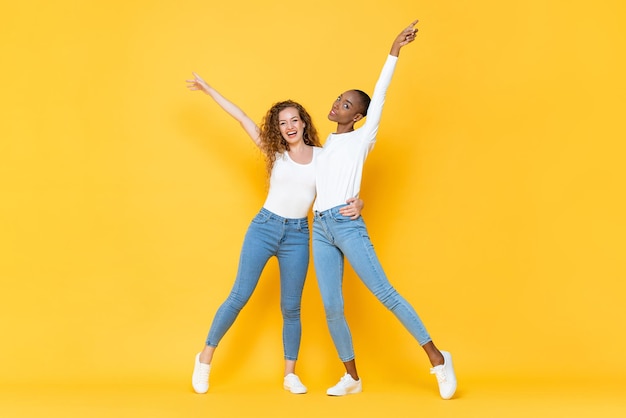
xmin=332 ymin=216 xmax=393 ymax=297
xmin=232 ymin=218 xmax=278 ymax=296
xmin=313 ymin=222 xmax=345 ymax=308
xmin=277 ymin=225 xmax=310 ymax=299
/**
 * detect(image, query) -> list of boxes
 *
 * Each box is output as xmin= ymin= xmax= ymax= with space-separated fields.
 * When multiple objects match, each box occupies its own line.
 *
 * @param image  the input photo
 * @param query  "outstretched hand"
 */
xmin=186 ymin=72 xmax=211 ymax=94
xmin=390 ymin=20 xmax=418 ymax=56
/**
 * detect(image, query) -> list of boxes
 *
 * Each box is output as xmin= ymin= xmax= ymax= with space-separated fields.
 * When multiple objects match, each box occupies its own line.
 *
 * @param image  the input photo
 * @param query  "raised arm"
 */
xmin=186 ymin=72 xmax=261 ymax=147
xmin=390 ymin=20 xmax=418 ymax=57
xmin=359 ymin=20 xmax=419 ymax=142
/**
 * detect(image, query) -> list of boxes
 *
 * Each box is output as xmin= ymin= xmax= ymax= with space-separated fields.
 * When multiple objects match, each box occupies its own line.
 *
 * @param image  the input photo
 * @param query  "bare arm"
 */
xmin=390 ymin=20 xmax=418 ymax=57
xmin=186 ymin=72 xmax=261 ymax=147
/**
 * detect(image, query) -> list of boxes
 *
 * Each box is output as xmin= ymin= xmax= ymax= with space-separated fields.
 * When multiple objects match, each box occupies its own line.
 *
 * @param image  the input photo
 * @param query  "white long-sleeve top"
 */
xmin=263 ymin=146 xmax=322 ymax=218
xmin=313 ymin=55 xmax=398 ymax=212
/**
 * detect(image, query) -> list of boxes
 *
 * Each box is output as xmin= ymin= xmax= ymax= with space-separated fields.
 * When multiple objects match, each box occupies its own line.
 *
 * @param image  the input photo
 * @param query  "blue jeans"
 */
xmin=312 ymin=205 xmax=431 ymax=362
xmin=206 ymin=208 xmax=310 ymax=360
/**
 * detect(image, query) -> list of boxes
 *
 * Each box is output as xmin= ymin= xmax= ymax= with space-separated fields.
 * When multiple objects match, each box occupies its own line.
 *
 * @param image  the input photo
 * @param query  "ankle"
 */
xmin=430 ymin=352 xmax=445 ymax=367
xmin=199 ymin=352 xmax=212 ymax=365
xmin=423 ymin=342 xmax=444 ymax=367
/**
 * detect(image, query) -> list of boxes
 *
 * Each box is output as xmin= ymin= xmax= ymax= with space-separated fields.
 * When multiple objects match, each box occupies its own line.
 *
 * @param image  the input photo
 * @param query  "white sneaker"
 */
xmin=326 ymin=373 xmax=362 ymax=396
xmin=192 ymin=353 xmax=211 ymax=394
xmin=283 ymin=373 xmax=307 ymax=394
xmin=430 ymin=351 xmax=457 ymax=399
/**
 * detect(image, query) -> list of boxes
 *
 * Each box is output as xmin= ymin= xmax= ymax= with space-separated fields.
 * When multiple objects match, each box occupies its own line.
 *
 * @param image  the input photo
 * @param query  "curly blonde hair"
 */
xmin=258 ymin=100 xmax=322 ymax=176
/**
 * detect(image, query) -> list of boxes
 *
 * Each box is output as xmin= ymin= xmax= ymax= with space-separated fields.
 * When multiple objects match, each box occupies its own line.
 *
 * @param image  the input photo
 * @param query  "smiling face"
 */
xmin=278 ymin=107 xmax=306 ymax=146
xmin=328 ymin=90 xmax=367 ymax=125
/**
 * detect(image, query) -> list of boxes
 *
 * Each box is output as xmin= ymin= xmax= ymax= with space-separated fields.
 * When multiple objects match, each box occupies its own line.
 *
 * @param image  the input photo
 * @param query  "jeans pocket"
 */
xmin=298 ymin=223 xmax=310 ymax=235
xmin=330 ymin=210 xmax=353 ymax=223
xmin=251 ymin=210 xmax=271 ymax=224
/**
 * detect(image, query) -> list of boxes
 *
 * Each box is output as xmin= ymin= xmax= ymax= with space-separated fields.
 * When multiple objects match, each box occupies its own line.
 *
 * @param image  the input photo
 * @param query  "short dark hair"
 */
xmin=353 ymin=89 xmax=371 ymax=117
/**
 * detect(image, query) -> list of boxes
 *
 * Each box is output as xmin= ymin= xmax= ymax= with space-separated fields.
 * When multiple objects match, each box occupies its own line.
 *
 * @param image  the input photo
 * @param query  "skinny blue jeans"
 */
xmin=312 ymin=205 xmax=431 ymax=362
xmin=206 ymin=208 xmax=309 ymax=361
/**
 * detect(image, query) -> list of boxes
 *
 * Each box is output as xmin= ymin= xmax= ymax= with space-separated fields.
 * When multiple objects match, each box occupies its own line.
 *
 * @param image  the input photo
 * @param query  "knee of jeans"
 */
xmin=374 ymin=286 xmax=401 ymax=308
xmin=324 ymin=306 xmax=345 ymax=322
xmin=224 ymin=293 xmax=249 ymax=311
xmin=281 ymin=304 xmax=301 ymax=320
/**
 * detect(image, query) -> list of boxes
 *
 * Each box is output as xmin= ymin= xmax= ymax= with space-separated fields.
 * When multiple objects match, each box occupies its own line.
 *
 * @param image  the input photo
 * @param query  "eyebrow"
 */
xmin=345 ymin=99 xmax=353 ymax=106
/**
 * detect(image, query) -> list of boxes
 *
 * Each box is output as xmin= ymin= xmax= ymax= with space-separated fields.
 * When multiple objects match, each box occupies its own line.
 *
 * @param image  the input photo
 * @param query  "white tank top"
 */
xmin=262 ymin=147 xmax=321 ymax=218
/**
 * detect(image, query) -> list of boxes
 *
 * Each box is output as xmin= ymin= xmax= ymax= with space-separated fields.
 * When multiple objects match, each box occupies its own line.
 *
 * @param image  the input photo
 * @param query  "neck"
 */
xmin=287 ymin=141 xmax=309 ymax=152
xmin=335 ymin=123 xmax=355 ymax=134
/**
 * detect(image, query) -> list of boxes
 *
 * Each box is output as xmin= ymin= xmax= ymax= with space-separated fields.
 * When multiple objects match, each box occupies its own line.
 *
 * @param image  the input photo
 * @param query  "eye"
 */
xmin=335 ymin=96 xmax=341 ymax=102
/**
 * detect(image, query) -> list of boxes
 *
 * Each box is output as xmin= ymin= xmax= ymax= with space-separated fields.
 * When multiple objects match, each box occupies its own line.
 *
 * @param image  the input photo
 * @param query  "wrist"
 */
xmin=390 ymin=41 xmax=402 ymax=56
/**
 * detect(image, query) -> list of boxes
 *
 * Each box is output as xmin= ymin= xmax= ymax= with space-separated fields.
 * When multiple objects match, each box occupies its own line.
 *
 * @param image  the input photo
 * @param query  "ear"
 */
xmin=353 ymin=113 xmax=364 ymax=123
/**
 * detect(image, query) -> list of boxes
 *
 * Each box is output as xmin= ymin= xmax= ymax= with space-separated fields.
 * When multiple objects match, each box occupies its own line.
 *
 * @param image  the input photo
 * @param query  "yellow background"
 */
xmin=1 ymin=0 xmax=625 ymax=416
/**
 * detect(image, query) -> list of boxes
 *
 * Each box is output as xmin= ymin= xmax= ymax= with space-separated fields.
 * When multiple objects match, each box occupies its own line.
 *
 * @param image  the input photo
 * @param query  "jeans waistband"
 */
xmin=313 ymin=204 xmax=349 ymax=218
xmin=260 ymin=207 xmax=308 ymax=225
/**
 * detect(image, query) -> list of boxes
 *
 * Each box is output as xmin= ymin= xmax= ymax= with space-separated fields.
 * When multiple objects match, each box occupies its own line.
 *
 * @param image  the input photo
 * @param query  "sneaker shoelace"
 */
xmin=430 ymin=365 xmax=447 ymax=383
xmin=340 ymin=374 xmax=354 ymax=386
xmin=286 ymin=375 xmax=302 ymax=387
xmin=195 ymin=364 xmax=210 ymax=382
